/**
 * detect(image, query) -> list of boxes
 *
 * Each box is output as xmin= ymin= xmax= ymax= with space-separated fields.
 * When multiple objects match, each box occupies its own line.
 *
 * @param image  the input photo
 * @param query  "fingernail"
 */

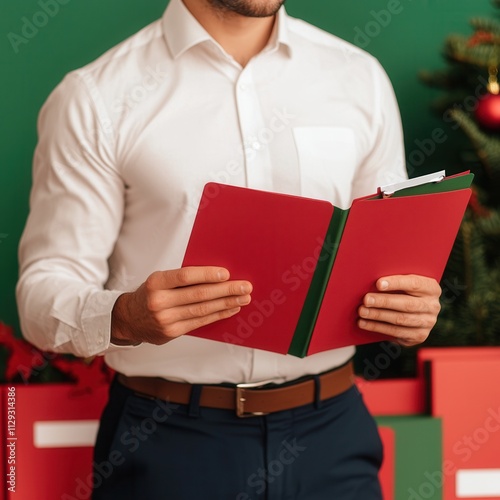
xmin=366 ymin=296 xmax=375 ymax=306
xmin=241 ymin=284 xmax=251 ymax=294
xmin=218 ymin=269 xmax=229 ymax=281
xmin=359 ymin=307 xmax=369 ymax=318
xmin=237 ymin=295 xmax=250 ymax=305
xmin=228 ymin=307 xmax=241 ymax=315
xmin=359 ymin=319 xmax=367 ymax=328
xmin=380 ymin=280 xmax=389 ymax=290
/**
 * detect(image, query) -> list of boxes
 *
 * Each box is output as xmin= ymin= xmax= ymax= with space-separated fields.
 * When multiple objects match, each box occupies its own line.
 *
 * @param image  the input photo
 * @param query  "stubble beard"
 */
xmin=206 ymin=0 xmax=286 ymax=18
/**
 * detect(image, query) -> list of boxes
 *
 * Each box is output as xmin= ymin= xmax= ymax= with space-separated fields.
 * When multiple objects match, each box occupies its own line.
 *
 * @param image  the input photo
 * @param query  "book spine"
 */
xmin=288 ymin=207 xmax=349 ymax=357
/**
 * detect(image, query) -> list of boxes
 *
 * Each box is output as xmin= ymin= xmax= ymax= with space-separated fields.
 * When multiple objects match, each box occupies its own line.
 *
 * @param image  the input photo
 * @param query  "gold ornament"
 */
xmin=487 ymin=65 xmax=500 ymax=95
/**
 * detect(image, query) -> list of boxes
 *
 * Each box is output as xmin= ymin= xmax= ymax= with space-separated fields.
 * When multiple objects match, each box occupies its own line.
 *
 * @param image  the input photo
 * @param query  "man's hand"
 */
xmin=357 ymin=275 xmax=441 ymax=346
xmin=111 ymin=267 xmax=252 ymax=346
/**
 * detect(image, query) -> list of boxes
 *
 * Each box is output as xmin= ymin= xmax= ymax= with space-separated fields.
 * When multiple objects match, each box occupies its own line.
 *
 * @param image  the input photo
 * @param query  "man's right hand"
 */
xmin=110 ymin=267 xmax=252 ymax=346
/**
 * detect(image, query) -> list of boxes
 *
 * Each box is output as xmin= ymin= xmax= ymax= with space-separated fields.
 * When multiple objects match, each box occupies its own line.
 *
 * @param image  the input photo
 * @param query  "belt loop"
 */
xmin=313 ymin=375 xmax=322 ymax=410
xmin=188 ymin=384 xmax=202 ymax=418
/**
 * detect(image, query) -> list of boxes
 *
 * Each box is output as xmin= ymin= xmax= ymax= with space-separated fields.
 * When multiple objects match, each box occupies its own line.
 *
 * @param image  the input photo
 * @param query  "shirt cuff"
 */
xmin=81 ymin=289 xmax=143 ymax=356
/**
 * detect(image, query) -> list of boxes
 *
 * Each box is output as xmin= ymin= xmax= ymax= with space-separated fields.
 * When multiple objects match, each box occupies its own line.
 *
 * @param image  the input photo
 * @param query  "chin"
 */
xmin=209 ymin=0 xmax=286 ymax=18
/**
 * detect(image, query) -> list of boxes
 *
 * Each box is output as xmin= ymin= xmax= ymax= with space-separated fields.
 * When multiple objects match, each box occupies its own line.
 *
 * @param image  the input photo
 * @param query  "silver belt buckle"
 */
xmin=235 ymin=379 xmax=275 ymax=418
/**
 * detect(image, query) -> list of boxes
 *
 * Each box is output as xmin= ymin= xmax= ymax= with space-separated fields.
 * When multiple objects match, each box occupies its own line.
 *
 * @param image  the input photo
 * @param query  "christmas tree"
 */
xmin=419 ymin=1 xmax=500 ymax=348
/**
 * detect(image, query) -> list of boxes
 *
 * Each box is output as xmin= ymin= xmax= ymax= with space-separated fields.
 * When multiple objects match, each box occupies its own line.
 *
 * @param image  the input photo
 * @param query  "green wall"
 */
xmin=0 ymin=0 xmax=494 ymax=333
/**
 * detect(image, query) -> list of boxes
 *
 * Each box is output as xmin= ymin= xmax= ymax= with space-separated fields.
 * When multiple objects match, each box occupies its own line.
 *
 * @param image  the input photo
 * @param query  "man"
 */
xmin=17 ymin=0 xmax=441 ymax=498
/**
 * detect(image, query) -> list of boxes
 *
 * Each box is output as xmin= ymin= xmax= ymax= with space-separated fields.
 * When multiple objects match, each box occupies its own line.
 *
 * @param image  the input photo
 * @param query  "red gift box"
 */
xmin=420 ymin=348 xmax=500 ymax=500
xmin=378 ymin=426 xmax=395 ymax=500
xmin=2 ymin=383 xmax=109 ymax=500
xmin=0 ymin=323 xmax=113 ymax=499
xmin=417 ymin=347 xmax=500 ymax=377
xmin=356 ymin=377 xmax=425 ymax=416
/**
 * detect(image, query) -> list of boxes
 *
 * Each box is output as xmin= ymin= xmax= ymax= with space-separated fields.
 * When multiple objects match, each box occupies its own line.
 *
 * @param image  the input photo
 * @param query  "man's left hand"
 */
xmin=358 ymin=275 xmax=441 ymax=346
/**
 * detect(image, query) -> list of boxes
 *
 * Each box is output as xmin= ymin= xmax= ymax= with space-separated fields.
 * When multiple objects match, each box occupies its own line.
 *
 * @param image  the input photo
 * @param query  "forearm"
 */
xmin=16 ymin=271 xmax=124 ymax=357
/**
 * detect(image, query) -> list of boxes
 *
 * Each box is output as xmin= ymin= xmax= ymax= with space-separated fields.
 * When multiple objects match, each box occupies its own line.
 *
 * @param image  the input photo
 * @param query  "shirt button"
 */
xmin=239 ymin=82 xmax=248 ymax=91
xmin=251 ymin=141 xmax=261 ymax=151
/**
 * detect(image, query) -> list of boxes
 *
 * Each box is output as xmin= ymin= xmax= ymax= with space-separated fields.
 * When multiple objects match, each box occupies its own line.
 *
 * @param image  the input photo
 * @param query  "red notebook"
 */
xmin=182 ymin=172 xmax=473 ymax=356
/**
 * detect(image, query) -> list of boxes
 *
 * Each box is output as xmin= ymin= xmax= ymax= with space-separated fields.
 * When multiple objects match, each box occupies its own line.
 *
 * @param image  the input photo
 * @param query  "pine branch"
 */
xmin=445 ymin=35 xmax=500 ymax=67
xmin=477 ymin=209 xmax=500 ymax=235
xmin=429 ymin=92 xmax=474 ymax=115
xmin=449 ymin=109 xmax=500 ymax=180
xmin=419 ymin=68 xmax=465 ymax=89
xmin=470 ymin=17 xmax=500 ymax=36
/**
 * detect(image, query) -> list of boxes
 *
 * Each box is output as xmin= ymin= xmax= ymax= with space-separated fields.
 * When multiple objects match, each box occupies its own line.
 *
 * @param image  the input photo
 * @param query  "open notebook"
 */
xmin=182 ymin=171 xmax=473 ymax=357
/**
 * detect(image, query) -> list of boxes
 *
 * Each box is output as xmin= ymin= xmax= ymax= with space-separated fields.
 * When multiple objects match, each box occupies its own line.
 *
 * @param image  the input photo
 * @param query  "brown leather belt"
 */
xmin=117 ymin=361 xmax=354 ymax=418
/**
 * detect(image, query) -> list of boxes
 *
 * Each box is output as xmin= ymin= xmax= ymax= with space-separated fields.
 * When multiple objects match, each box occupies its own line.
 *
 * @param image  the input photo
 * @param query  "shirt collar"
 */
xmin=162 ymin=0 xmax=293 ymax=60
xmin=268 ymin=5 xmax=292 ymax=57
xmin=162 ymin=0 xmax=212 ymax=59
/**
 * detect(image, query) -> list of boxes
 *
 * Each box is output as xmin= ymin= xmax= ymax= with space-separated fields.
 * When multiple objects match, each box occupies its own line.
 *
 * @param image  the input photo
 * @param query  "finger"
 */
xmin=146 ymin=281 xmax=253 ymax=310
xmin=358 ymin=305 xmax=437 ymax=330
xmin=362 ymin=293 xmax=440 ymax=315
xmin=376 ymin=275 xmax=442 ymax=297
xmin=357 ymin=318 xmax=430 ymax=346
xmin=161 ymin=307 xmax=243 ymax=339
xmin=146 ymin=267 xmax=232 ymax=291
xmin=156 ymin=294 xmax=252 ymax=323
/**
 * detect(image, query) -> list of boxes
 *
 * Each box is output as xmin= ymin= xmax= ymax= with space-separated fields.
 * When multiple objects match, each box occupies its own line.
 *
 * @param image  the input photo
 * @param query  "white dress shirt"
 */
xmin=16 ymin=0 xmax=407 ymax=384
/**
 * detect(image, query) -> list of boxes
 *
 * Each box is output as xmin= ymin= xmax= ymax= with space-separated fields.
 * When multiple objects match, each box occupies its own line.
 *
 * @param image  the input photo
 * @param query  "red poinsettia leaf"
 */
xmin=0 ymin=323 xmax=47 ymax=382
xmin=52 ymin=356 xmax=113 ymax=394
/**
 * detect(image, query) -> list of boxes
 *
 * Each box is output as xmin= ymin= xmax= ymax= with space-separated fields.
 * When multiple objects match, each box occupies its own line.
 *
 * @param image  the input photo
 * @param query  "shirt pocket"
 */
xmin=292 ymin=126 xmax=357 ymax=207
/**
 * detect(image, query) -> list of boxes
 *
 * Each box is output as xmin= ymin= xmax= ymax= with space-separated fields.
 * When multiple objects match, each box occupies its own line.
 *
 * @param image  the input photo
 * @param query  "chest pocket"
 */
xmin=293 ymin=126 xmax=357 ymax=207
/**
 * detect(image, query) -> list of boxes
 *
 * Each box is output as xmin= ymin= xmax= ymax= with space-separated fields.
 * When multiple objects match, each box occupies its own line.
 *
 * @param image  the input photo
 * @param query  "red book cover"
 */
xmin=182 ymin=183 xmax=334 ymax=354
xmin=307 ymin=188 xmax=472 ymax=354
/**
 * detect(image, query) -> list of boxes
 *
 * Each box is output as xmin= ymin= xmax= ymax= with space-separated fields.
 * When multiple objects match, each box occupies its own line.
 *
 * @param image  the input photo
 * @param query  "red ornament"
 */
xmin=467 ymin=31 xmax=495 ymax=47
xmin=475 ymin=93 xmax=500 ymax=130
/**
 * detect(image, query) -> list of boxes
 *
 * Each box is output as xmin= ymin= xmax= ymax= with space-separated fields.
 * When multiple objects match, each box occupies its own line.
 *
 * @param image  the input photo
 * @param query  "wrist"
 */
xmin=110 ymin=293 xmax=142 ymax=346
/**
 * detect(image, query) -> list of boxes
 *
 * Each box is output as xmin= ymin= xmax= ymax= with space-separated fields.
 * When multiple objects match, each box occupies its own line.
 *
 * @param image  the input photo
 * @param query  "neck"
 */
xmin=182 ymin=0 xmax=276 ymax=67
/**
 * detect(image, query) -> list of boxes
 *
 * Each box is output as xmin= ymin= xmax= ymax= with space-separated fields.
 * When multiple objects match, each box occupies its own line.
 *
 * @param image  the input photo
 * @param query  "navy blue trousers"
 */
xmin=92 ymin=376 xmax=383 ymax=500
